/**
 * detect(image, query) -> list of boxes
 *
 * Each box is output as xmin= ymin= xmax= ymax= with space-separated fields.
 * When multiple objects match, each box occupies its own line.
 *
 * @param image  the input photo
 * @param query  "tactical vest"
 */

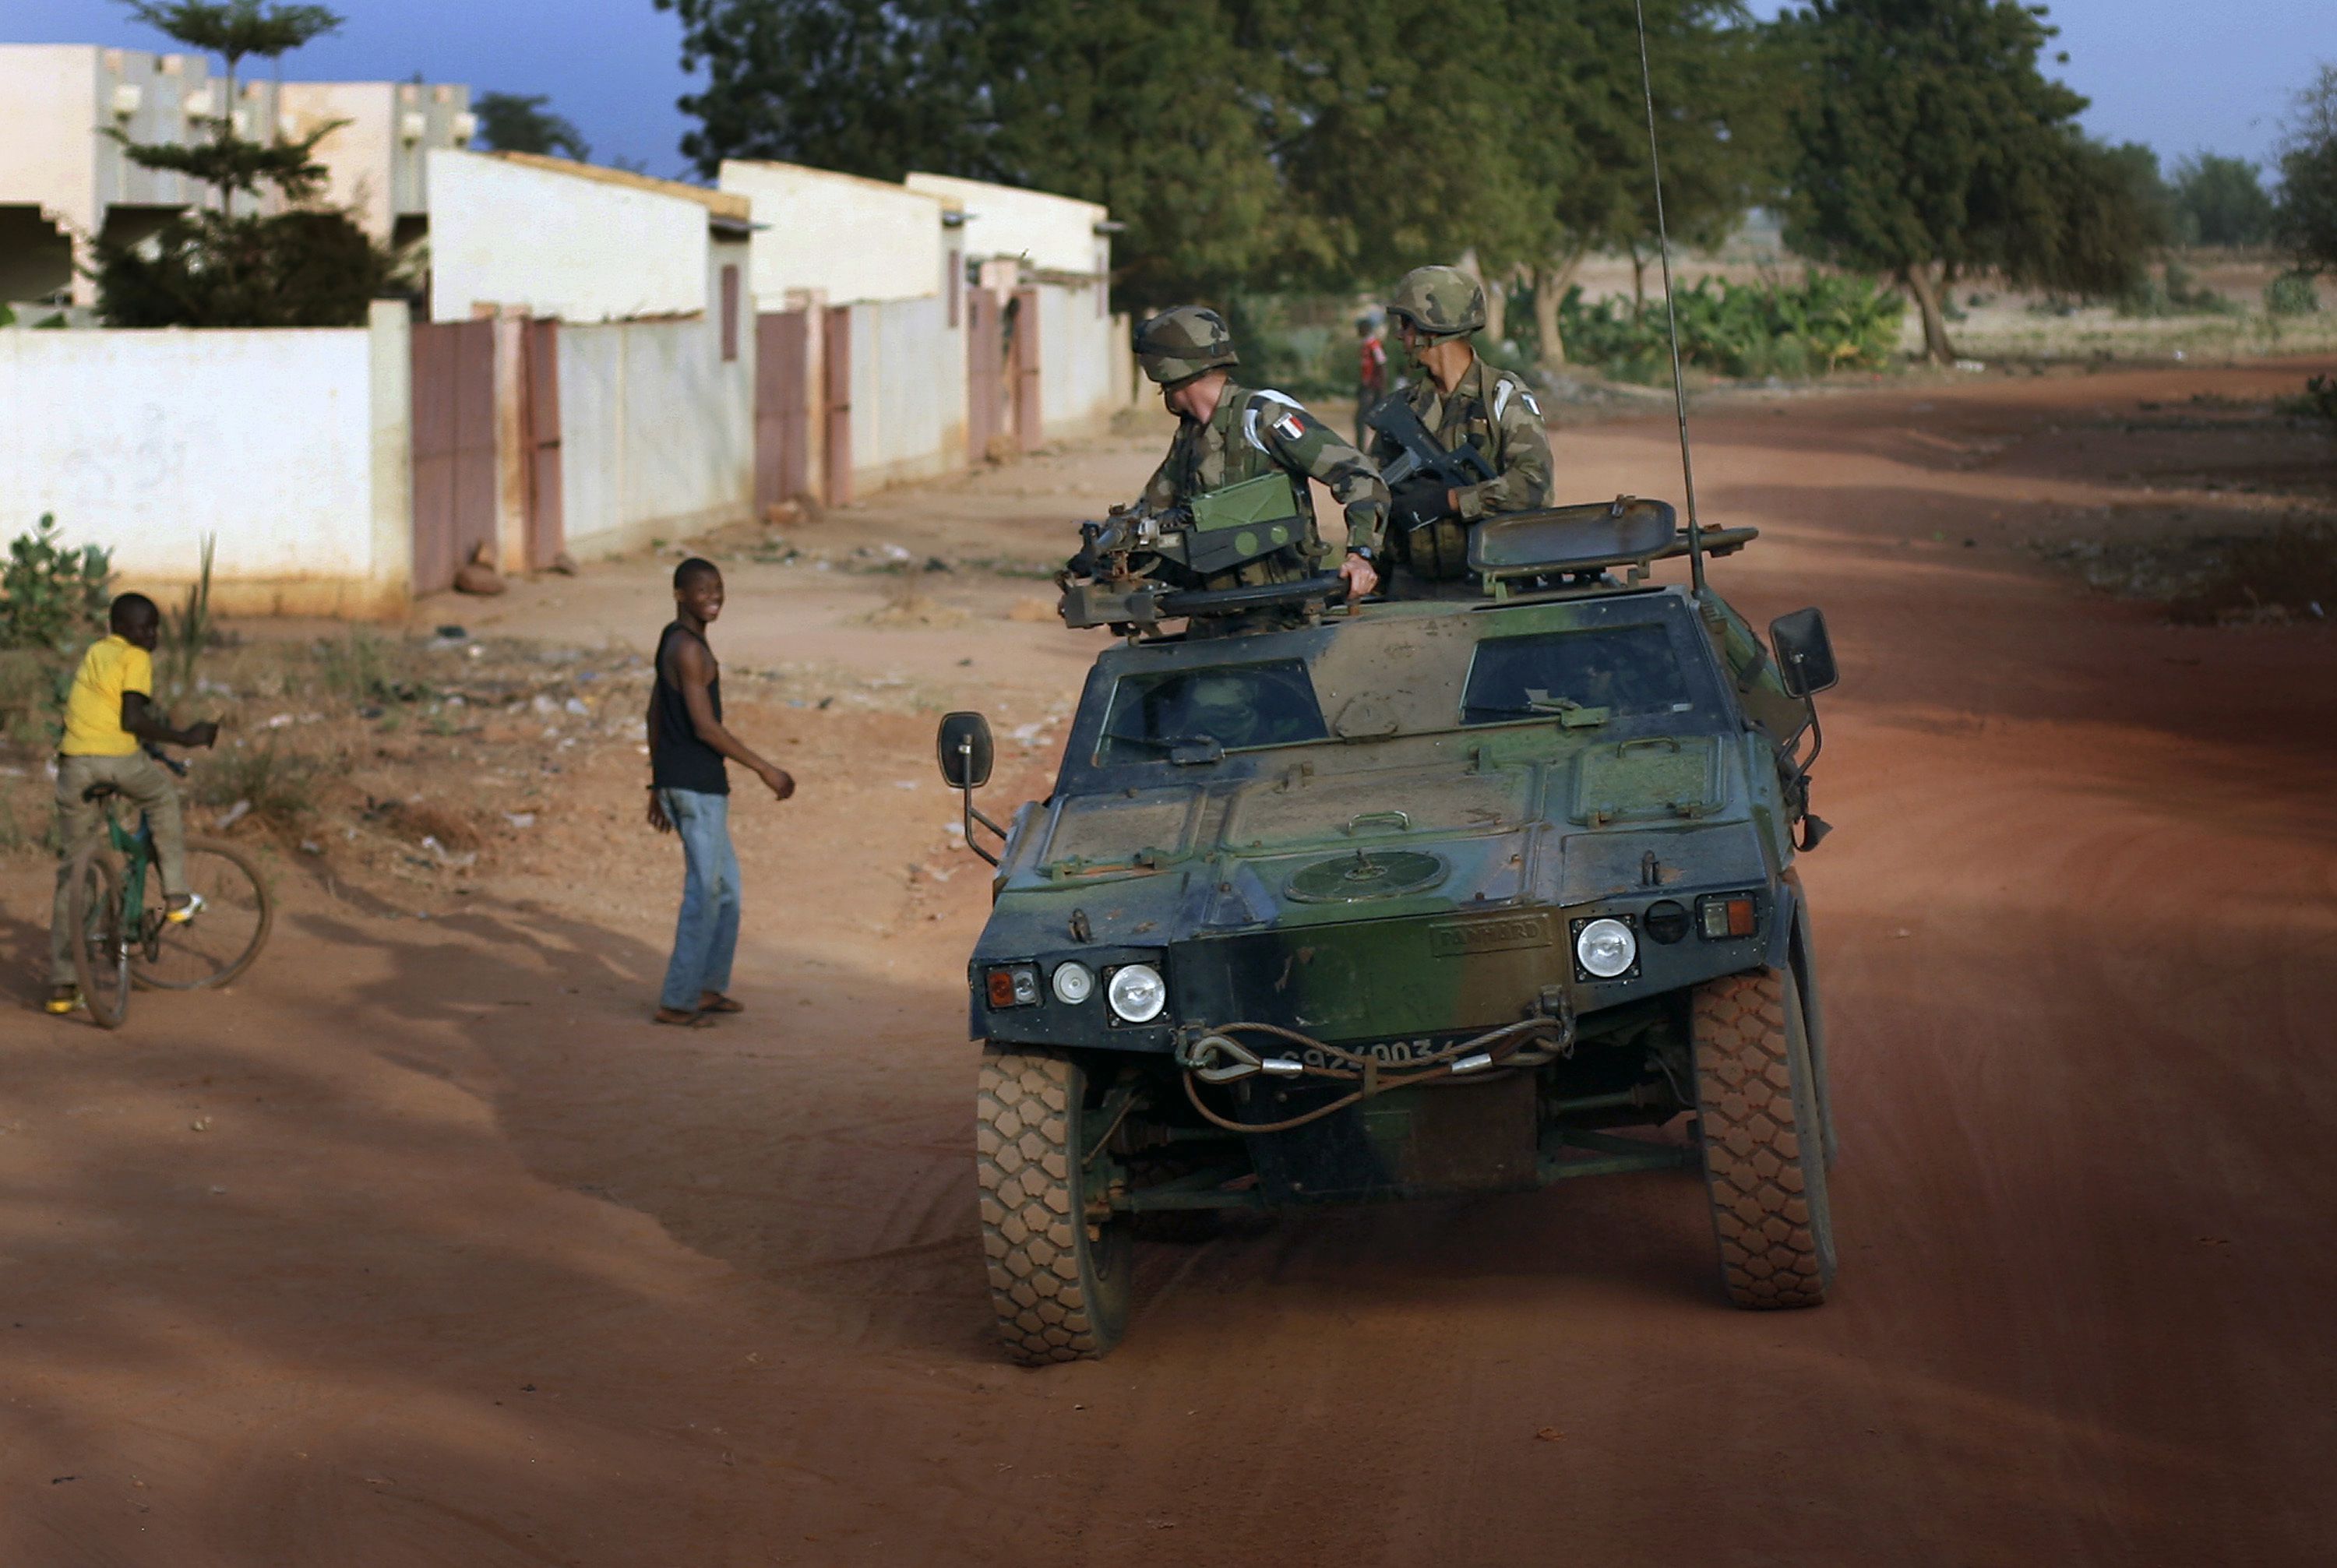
xmin=1171 ymin=386 xmax=1324 ymax=587
xmin=1400 ymin=363 xmax=1514 ymax=581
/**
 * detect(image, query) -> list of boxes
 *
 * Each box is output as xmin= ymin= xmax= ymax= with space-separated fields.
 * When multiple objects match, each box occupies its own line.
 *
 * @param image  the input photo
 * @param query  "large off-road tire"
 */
xmin=1786 ymin=891 xmax=1838 ymax=1168
xmin=976 ymin=1047 xmax=1133 ymax=1364
xmin=1691 ymin=967 xmax=1835 ymax=1309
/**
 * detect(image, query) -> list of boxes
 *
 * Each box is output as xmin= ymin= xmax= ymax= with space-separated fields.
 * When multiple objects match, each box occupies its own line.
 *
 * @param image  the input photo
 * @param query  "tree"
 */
xmin=97 ymin=0 xmax=403 ymax=326
xmin=2170 ymin=153 xmax=2275 ymax=248
xmin=2275 ymin=63 xmax=2337 ymax=273
xmin=1775 ymin=0 xmax=2155 ymax=363
xmin=471 ymin=91 xmax=590 ymax=160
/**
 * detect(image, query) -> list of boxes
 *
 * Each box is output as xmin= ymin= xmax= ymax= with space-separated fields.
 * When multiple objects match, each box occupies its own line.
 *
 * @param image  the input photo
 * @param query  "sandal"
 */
xmin=696 ymin=992 xmax=746 ymax=1014
xmin=652 ymin=1007 xmax=715 ymax=1028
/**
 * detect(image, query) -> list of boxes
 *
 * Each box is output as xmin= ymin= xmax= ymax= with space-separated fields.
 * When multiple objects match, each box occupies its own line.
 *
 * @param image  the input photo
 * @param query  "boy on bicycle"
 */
xmin=46 ymin=593 xmax=218 ymax=1017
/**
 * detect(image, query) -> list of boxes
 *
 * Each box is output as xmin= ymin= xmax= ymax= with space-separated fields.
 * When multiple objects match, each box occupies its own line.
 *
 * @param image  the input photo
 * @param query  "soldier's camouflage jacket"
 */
xmin=1376 ymin=354 xmax=1554 ymax=521
xmin=1141 ymin=382 xmax=1391 ymax=589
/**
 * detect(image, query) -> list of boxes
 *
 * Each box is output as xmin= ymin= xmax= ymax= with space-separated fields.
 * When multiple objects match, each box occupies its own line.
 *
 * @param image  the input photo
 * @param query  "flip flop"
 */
xmin=652 ymin=1009 xmax=715 ymax=1029
xmin=697 ymin=993 xmax=746 ymax=1014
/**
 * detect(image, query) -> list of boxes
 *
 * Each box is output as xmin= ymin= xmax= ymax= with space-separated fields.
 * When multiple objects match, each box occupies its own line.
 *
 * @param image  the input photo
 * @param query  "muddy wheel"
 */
xmin=1690 ymin=967 xmax=1835 ymax=1309
xmin=976 ymin=1047 xmax=1133 ymax=1364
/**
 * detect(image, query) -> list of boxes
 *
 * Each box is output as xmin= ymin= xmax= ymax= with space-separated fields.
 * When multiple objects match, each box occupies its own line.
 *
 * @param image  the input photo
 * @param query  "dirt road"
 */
xmin=4 ymin=362 xmax=2334 ymax=1565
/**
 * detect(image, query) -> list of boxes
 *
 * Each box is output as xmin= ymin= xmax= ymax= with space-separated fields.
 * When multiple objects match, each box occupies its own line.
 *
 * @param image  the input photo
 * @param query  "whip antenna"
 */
xmin=1632 ymin=0 xmax=1707 ymax=595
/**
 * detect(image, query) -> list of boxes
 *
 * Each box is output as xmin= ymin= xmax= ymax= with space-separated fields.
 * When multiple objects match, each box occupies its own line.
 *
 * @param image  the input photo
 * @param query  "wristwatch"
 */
xmin=1346 ymin=544 xmax=1376 ymax=561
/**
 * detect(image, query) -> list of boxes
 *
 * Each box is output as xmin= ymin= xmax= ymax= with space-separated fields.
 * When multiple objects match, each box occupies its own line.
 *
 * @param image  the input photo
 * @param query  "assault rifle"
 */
xmin=1363 ymin=392 xmax=1496 ymax=531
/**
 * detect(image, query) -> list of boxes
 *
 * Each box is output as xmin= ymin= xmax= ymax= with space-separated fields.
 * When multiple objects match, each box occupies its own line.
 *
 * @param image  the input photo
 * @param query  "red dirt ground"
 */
xmin=3 ymin=358 xmax=2333 ymax=1566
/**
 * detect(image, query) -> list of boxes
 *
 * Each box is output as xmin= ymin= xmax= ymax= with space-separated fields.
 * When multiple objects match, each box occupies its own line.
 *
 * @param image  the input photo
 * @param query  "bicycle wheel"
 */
xmin=67 ymin=847 xmax=132 ymax=1030
xmin=134 ymin=835 xmax=273 ymax=992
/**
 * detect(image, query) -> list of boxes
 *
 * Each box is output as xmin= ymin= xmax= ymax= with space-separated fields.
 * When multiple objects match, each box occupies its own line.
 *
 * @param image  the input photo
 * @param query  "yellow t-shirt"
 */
xmin=61 ymin=635 xmax=152 ymax=757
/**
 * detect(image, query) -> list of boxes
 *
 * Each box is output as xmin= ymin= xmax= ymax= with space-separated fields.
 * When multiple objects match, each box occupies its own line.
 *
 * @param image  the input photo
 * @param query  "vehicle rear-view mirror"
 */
xmin=937 ymin=711 xmax=994 ymax=789
xmin=1768 ymin=608 xmax=1838 ymax=699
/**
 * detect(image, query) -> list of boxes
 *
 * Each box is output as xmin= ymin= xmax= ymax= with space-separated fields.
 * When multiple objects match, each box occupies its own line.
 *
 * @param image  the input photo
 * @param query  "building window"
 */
xmin=721 ymin=264 xmax=740 ymax=362
xmin=947 ymin=249 xmax=962 ymax=328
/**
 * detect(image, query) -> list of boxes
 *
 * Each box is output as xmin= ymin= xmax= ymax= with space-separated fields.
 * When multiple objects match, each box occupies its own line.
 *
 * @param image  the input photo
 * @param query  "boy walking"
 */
xmin=48 ymin=593 xmax=218 ymax=1016
xmin=645 ymin=558 xmax=795 ymax=1027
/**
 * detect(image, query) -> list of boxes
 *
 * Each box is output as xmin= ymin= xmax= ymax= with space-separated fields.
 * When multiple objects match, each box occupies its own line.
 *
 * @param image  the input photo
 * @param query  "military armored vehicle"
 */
xmin=937 ymin=500 xmax=1841 ymax=1363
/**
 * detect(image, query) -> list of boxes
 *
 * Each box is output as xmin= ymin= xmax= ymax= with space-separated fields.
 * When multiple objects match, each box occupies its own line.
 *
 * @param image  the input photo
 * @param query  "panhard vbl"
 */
xmin=938 ymin=500 xmax=1842 ymax=1362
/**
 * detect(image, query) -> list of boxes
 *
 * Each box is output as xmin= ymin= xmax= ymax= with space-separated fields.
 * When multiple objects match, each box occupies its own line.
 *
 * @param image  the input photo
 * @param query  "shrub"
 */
xmin=2265 ymin=271 xmax=2322 ymax=316
xmin=2114 ymin=262 xmax=2243 ymax=318
xmin=1 ymin=516 xmax=113 ymax=654
xmin=197 ymin=740 xmax=322 ymax=826
xmin=1558 ymin=273 xmax=1904 ymax=382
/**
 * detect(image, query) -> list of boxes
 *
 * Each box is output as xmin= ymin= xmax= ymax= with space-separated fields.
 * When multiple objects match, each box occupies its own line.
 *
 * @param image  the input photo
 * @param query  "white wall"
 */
xmin=904 ymin=173 xmax=1106 ymax=276
xmin=428 ymin=150 xmax=707 ymax=323
xmin=848 ymin=294 xmax=967 ymax=490
xmin=1035 ymin=284 xmax=1127 ymax=437
xmin=281 ymin=83 xmax=397 ymax=240
xmin=719 ymin=160 xmax=950 ymax=307
xmin=0 ymin=312 xmax=410 ymax=615
xmin=555 ymin=241 xmax=753 ymax=558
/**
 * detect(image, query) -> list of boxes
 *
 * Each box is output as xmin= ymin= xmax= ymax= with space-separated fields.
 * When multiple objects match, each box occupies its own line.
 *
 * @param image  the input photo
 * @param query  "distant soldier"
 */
xmin=1353 ymin=312 xmax=1389 ymax=445
xmin=1371 ymin=265 xmax=1555 ymax=586
xmin=1127 ymin=305 xmax=1388 ymax=600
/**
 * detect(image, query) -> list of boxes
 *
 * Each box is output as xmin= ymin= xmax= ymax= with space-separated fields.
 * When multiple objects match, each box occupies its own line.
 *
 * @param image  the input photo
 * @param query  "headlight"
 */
xmin=1574 ymin=917 xmax=1637 ymax=979
xmin=1051 ymin=961 xmax=1094 ymax=1005
xmin=1105 ymin=963 xmax=1166 ymax=1024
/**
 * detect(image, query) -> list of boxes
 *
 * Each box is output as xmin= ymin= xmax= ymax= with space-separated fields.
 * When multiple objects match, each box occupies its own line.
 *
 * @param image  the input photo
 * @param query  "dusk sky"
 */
xmin=12 ymin=0 xmax=2333 ymax=185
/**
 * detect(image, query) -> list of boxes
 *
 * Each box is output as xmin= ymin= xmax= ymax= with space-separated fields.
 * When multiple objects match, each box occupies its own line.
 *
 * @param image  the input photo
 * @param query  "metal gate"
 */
xmin=823 ymin=305 xmax=853 ymax=507
xmin=521 ymin=318 xmax=565 ymax=572
xmin=755 ymin=308 xmax=809 ymax=516
xmin=965 ymin=291 xmax=1002 ymax=464
xmin=1013 ymin=287 xmax=1044 ymax=453
xmin=410 ymin=318 xmax=496 ymax=596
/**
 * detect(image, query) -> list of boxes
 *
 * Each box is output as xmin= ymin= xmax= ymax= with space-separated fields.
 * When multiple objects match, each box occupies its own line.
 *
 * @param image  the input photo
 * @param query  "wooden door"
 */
xmin=410 ymin=318 xmax=496 ymax=596
xmin=823 ymin=304 xmax=853 ymax=507
xmin=755 ymin=308 xmax=809 ymax=515
xmin=1012 ymin=286 xmax=1043 ymax=453
xmin=521 ymin=317 xmax=565 ymax=571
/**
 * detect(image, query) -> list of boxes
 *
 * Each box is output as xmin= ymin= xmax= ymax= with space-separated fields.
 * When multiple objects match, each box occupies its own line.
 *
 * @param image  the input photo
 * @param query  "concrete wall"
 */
xmin=555 ymin=238 xmax=754 ymax=558
xmin=718 ymin=160 xmax=952 ymax=308
xmin=428 ymin=150 xmax=708 ymax=323
xmin=848 ymin=294 xmax=968 ymax=491
xmin=0 ymin=304 xmax=411 ymax=616
xmin=904 ymin=173 xmax=1106 ymax=276
xmin=1035 ymin=286 xmax=1130 ymax=439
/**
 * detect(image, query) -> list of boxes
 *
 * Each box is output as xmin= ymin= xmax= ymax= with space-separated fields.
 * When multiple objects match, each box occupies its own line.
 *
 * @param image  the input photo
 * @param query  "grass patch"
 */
xmin=2169 ymin=520 xmax=2337 ymax=625
xmin=197 ymin=740 xmax=322 ymax=827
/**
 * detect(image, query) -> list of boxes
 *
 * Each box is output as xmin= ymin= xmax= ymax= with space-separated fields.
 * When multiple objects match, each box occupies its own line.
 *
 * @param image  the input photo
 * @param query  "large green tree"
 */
xmin=2275 ymin=63 xmax=2337 ymax=273
xmin=1775 ymin=0 xmax=2154 ymax=363
xmin=472 ymin=91 xmax=591 ymax=160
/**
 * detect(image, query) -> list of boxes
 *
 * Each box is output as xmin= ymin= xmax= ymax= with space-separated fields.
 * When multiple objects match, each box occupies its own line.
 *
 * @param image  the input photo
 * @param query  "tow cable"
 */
xmin=1176 ymin=1016 xmax=1574 ymax=1134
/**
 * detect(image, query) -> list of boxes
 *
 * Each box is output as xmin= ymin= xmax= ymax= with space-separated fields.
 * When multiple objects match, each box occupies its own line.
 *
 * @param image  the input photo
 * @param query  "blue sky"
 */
xmin=12 ymin=0 xmax=2334 ymax=183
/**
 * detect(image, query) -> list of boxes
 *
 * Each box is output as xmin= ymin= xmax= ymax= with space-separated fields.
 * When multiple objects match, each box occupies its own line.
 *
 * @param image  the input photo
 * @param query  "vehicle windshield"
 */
xmin=1462 ymin=624 xmax=1693 ymax=724
xmin=1096 ymin=659 xmax=1328 ymax=764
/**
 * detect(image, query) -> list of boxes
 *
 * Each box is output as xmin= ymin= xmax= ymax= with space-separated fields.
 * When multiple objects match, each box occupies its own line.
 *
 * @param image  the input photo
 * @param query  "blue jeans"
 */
xmin=658 ymin=788 xmax=740 ymax=1011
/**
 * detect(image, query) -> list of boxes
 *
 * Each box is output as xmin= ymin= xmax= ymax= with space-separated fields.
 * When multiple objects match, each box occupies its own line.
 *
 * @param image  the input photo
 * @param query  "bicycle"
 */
xmin=62 ymin=749 xmax=273 ymax=1030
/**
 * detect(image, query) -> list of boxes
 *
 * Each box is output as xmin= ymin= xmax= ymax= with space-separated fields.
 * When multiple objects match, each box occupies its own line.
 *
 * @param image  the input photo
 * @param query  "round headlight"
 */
xmin=1051 ymin=961 xmax=1094 ymax=1005
xmin=1105 ymin=963 xmax=1167 ymax=1024
xmin=1575 ymin=917 xmax=1637 ymax=978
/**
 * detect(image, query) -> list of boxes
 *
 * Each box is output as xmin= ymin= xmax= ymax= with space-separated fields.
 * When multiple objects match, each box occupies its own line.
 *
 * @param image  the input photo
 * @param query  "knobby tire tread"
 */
xmin=976 ymin=1047 xmax=1126 ymax=1364
xmin=1691 ymin=968 xmax=1834 ymax=1309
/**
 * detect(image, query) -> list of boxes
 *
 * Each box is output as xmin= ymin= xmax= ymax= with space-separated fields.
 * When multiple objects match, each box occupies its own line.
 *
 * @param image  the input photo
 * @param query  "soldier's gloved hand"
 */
xmin=1391 ymin=477 xmax=1453 ymax=531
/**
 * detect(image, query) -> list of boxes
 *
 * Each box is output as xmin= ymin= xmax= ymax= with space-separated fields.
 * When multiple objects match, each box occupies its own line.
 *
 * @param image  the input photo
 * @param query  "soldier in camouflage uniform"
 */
xmin=1129 ymin=306 xmax=1389 ymax=600
xmin=1373 ymin=265 xmax=1556 ymax=587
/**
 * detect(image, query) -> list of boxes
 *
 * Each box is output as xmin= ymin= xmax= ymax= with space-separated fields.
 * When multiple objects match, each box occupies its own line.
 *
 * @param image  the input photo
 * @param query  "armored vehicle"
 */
xmin=938 ymin=500 xmax=1841 ymax=1363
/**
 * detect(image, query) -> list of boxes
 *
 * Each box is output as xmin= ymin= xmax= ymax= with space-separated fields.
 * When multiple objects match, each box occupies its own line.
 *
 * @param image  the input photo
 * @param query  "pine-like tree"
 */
xmin=96 ymin=0 xmax=406 ymax=327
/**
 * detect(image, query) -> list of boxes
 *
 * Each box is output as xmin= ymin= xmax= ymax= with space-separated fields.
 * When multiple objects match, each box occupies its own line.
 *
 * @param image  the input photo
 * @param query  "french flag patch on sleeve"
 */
xmin=1272 ymin=412 xmax=1306 ymax=441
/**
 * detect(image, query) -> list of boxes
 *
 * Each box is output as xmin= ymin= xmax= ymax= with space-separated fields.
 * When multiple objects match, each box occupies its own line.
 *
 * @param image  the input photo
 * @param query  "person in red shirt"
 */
xmin=1353 ymin=312 xmax=1389 ymax=446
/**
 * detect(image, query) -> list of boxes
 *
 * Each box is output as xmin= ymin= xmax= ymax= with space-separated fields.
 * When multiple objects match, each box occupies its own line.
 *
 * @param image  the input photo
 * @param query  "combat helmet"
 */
xmin=1134 ymin=305 xmax=1239 ymax=386
xmin=1387 ymin=265 xmax=1486 ymax=338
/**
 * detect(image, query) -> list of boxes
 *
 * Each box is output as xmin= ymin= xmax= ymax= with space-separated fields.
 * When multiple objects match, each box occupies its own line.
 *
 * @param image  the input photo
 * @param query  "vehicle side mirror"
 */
xmin=1768 ymin=608 xmax=1838 ymax=699
xmin=937 ymin=711 xmax=994 ymax=789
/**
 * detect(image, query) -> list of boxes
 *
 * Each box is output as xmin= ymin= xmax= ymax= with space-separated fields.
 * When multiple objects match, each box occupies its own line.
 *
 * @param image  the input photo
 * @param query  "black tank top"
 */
xmin=651 ymin=622 xmax=728 ymax=795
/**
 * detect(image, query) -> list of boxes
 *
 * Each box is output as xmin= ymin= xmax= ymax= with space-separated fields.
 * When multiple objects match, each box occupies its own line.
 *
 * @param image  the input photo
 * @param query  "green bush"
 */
xmin=1 ymin=516 xmax=113 ymax=654
xmin=2265 ymin=271 xmax=2322 ymax=316
xmin=1558 ymin=273 xmax=1905 ymax=382
xmin=2114 ymin=261 xmax=2244 ymax=318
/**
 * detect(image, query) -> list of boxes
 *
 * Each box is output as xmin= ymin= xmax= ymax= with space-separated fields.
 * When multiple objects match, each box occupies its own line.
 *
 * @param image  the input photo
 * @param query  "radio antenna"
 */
xmin=1632 ymin=0 xmax=1707 ymax=596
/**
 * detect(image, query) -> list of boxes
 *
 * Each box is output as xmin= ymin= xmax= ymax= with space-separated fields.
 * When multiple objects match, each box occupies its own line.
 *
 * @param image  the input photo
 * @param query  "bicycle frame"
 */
xmin=90 ymin=799 xmax=160 ymax=956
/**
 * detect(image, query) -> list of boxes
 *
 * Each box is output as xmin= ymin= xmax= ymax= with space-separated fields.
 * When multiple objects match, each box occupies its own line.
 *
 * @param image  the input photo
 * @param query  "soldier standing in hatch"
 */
xmin=1126 ymin=306 xmax=1389 ymax=599
xmin=1372 ymin=265 xmax=1555 ymax=588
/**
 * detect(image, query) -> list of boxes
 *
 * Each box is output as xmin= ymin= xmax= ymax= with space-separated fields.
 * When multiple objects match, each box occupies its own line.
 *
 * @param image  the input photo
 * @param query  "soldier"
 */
xmin=1127 ymin=305 xmax=1387 ymax=601
xmin=1373 ymin=264 xmax=1555 ymax=586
